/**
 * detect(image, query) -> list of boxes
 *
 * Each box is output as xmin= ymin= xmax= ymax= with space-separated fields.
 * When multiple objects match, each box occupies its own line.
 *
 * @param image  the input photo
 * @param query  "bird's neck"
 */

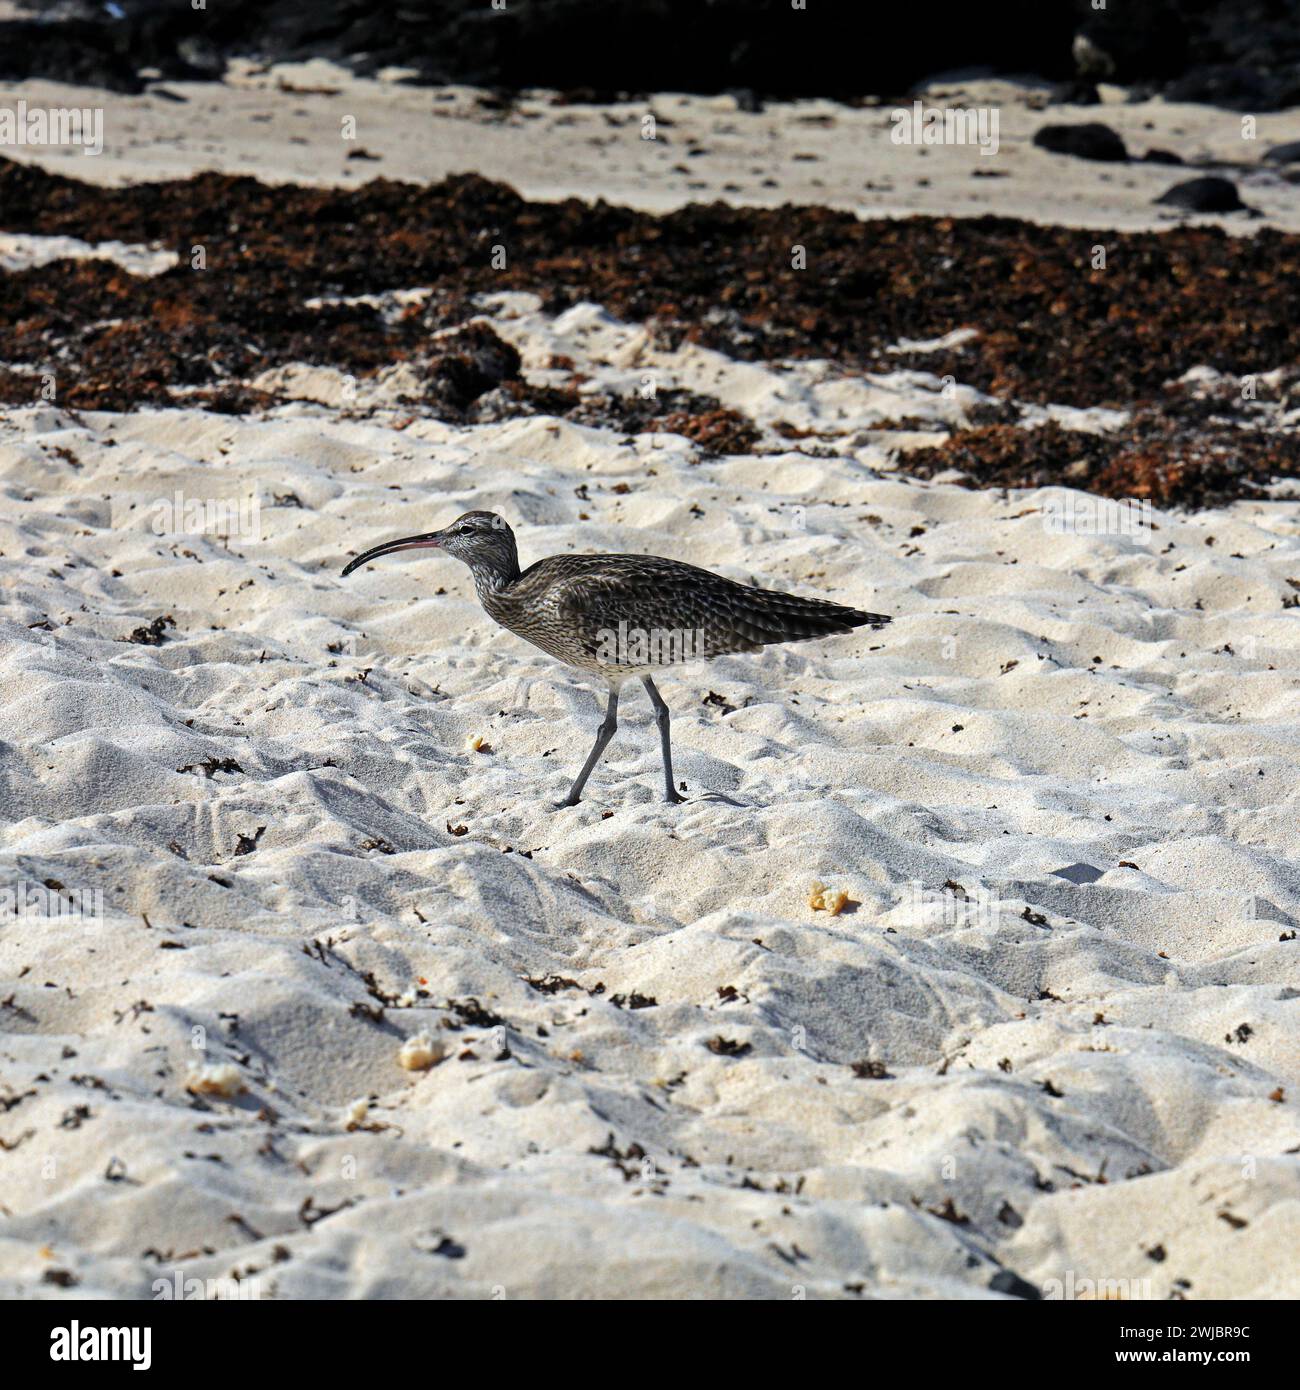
xmin=469 ymin=558 xmax=519 ymax=604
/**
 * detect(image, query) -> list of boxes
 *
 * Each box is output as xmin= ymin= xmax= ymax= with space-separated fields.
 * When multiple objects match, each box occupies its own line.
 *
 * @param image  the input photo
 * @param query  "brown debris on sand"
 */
xmin=905 ymin=373 xmax=1300 ymax=509
xmin=1 ymin=161 xmax=1297 ymax=505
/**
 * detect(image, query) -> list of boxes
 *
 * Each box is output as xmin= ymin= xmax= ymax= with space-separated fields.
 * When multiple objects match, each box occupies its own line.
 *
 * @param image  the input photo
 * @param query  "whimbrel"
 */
xmin=341 ymin=512 xmax=890 ymax=806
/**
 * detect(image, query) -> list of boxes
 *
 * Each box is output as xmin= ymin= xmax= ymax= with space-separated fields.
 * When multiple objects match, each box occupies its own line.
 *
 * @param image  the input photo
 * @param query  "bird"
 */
xmin=341 ymin=511 xmax=890 ymax=807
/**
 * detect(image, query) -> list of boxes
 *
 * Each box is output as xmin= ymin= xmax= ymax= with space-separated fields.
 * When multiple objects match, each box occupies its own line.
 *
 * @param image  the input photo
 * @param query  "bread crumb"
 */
xmin=465 ymin=734 xmax=491 ymax=753
xmin=809 ymin=882 xmax=852 ymax=915
xmin=344 ymin=1098 xmax=369 ymax=1128
xmin=398 ymin=1032 xmax=446 ymax=1071
xmin=185 ymin=1062 xmax=245 ymax=1098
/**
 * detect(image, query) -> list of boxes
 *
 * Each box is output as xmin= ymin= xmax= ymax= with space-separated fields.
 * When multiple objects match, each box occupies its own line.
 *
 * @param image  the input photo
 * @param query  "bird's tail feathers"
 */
xmin=742 ymin=589 xmax=891 ymax=645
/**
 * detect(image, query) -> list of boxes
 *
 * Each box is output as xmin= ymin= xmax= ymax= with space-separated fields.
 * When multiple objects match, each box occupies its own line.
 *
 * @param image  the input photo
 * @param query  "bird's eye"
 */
xmin=457 ymin=526 xmax=472 ymax=535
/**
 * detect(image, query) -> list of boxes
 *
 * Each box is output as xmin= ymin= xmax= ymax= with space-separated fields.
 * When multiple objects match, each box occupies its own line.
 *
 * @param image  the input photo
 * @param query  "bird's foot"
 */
xmin=664 ymin=790 xmax=686 ymax=804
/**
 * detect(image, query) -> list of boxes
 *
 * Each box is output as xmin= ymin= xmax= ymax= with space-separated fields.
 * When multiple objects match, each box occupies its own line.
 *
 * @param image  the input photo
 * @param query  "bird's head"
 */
xmin=341 ymin=510 xmax=518 ymax=582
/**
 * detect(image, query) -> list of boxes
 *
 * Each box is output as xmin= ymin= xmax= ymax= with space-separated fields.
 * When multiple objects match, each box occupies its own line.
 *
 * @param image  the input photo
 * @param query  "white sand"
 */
xmin=0 ymin=286 xmax=1298 ymax=1299
xmin=1 ymin=69 xmax=1299 ymax=1299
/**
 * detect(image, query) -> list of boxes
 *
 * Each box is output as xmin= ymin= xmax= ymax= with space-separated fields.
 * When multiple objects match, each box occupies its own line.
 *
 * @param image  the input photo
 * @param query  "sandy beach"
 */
xmin=1 ymin=57 xmax=1299 ymax=1302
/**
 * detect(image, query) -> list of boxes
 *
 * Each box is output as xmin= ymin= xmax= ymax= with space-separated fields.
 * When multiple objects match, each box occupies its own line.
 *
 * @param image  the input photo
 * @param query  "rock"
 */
xmin=1264 ymin=141 xmax=1300 ymax=165
xmin=425 ymin=323 xmax=522 ymax=416
xmin=1048 ymin=79 xmax=1101 ymax=106
xmin=724 ymin=87 xmax=764 ymax=114
xmin=1141 ymin=148 xmax=1184 ymax=165
xmin=1074 ymin=6 xmax=1189 ymax=83
xmin=1033 ymin=123 xmax=1129 ymax=162
xmin=1 ymin=0 xmax=1299 ymax=110
xmin=1155 ymin=176 xmax=1249 ymax=213
xmin=1071 ymin=33 xmax=1117 ymax=80
xmin=1164 ymin=63 xmax=1300 ymax=112
xmin=176 ymin=34 xmax=224 ymax=77
xmin=989 ymin=1268 xmax=1042 ymax=1300
xmin=0 ymin=17 xmax=146 ymax=93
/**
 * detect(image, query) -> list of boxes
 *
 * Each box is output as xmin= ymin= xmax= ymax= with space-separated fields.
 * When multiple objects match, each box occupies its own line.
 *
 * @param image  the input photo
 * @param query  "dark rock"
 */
xmin=0 ymin=0 xmax=1081 ymax=101
xmin=1164 ymin=63 xmax=1300 ymax=113
xmin=1071 ymin=33 xmax=1117 ymax=80
xmin=724 ymin=87 xmax=764 ymax=114
xmin=1047 ymin=79 xmax=1100 ymax=106
xmin=0 ymin=17 xmax=147 ymax=93
xmin=425 ymin=323 xmax=522 ymax=415
xmin=175 ymin=35 xmax=225 ymax=77
xmin=1033 ymin=122 xmax=1128 ymax=162
xmin=1141 ymin=148 xmax=1184 ymax=165
xmin=0 ymin=0 xmax=1296 ymax=110
xmin=989 ymin=1268 xmax=1042 ymax=1300
xmin=1075 ymin=5 xmax=1188 ymax=82
xmin=1264 ymin=141 xmax=1300 ymax=165
xmin=1155 ymin=176 xmax=1248 ymax=213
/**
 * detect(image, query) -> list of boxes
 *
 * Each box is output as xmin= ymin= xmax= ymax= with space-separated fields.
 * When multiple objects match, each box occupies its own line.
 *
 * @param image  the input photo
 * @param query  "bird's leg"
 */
xmin=560 ymin=685 xmax=620 ymax=807
xmin=642 ymin=676 xmax=685 ymax=804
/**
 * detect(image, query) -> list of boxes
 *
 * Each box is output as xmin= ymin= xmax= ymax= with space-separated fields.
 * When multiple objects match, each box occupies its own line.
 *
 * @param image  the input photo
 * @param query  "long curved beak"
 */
xmin=341 ymin=532 xmax=442 ymax=577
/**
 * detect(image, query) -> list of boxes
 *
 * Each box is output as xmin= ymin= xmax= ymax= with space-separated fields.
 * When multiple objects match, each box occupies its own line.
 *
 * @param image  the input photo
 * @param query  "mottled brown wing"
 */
xmin=541 ymin=555 xmax=887 ymax=672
